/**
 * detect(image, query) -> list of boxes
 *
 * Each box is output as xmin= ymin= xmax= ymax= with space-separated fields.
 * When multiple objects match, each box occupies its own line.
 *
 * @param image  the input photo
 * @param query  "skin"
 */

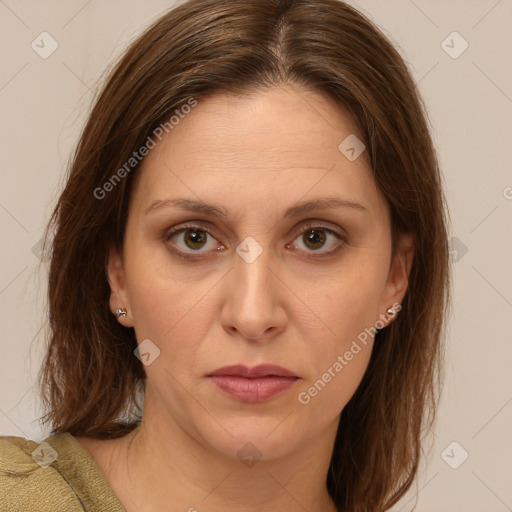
xmin=76 ymin=83 xmax=414 ymax=512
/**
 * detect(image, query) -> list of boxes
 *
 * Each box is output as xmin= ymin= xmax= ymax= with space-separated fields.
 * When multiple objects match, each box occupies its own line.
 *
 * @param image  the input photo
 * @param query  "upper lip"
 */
xmin=208 ymin=364 xmax=299 ymax=378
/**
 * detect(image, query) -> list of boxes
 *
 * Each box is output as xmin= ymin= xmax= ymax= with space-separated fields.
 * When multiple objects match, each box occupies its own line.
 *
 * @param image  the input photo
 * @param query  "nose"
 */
xmin=220 ymin=245 xmax=287 ymax=342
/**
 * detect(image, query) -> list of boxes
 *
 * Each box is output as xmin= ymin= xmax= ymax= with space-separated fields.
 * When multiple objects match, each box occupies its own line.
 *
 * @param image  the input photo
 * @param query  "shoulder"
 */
xmin=0 ymin=433 xmax=88 ymax=511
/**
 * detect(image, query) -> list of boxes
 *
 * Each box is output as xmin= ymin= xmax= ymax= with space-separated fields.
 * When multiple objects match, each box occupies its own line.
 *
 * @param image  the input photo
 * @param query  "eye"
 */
xmin=164 ymin=223 xmax=222 ymax=256
xmin=163 ymin=221 xmax=344 ymax=260
xmin=288 ymin=223 xmax=344 ymax=257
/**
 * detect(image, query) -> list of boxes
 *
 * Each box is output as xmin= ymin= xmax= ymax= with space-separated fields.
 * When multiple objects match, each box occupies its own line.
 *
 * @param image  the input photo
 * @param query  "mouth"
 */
xmin=208 ymin=364 xmax=299 ymax=379
xmin=207 ymin=364 xmax=300 ymax=403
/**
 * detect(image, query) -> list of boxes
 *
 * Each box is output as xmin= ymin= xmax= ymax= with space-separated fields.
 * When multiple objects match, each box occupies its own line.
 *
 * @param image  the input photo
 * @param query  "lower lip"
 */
xmin=208 ymin=375 xmax=299 ymax=403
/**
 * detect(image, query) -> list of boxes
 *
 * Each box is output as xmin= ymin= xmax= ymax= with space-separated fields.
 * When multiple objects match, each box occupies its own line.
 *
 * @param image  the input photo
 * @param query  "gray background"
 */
xmin=1 ymin=1 xmax=511 ymax=510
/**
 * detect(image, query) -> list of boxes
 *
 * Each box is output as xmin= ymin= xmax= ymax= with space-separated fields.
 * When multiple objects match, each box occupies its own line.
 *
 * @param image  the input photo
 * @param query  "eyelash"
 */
xmin=162 ymin=221 xmax=345 ymax=261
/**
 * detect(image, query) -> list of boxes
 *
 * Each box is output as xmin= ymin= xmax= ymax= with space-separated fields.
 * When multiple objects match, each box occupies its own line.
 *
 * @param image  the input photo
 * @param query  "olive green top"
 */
xmin=0 ymin=432 xmax=126 ymax=512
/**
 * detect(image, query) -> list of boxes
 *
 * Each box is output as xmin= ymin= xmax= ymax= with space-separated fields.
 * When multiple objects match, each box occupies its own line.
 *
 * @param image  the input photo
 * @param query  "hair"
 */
xmin=37 ymin=0 xmax=451 ymax=510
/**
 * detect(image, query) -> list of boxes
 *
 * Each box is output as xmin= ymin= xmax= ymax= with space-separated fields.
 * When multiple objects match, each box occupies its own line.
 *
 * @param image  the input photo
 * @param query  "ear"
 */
xmin=107 ymin=244 xmax=134 ymax=328
xmin=377 ymin=232 xmax=415 ymax=327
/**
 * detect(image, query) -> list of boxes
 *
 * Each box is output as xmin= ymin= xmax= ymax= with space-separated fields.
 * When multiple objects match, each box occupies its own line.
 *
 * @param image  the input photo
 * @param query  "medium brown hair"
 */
xmin=37 ymin=0 xmax=450 ymax=510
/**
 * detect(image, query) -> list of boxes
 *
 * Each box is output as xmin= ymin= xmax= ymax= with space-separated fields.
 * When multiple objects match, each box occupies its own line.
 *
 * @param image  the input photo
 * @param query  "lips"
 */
xmin=207 ymin=364 xmax=298 ymax=379
xmin=207 ymin=364 xmax=300 ymax=403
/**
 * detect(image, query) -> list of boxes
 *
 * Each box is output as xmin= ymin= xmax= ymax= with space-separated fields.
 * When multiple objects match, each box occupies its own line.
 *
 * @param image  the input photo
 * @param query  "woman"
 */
xmin=0 ymin=0 xmax=450 ymax=510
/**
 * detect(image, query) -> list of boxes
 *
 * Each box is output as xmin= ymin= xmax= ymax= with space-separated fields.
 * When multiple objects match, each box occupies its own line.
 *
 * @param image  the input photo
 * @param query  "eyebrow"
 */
xmin=144 ymin=197 xmax=368 ymax=219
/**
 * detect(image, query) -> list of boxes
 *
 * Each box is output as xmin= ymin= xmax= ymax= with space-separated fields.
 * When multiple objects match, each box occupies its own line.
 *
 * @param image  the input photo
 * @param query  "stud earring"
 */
xmin=386 ymin=304 xmax=401 ymax=316
xmin=115 ymin=308 xmax=127 ymax=318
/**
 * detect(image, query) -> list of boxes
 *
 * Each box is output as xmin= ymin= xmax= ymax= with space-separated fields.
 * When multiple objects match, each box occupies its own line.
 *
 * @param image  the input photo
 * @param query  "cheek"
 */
xmin=127 ymin=273 xmax=212 ymax=348
xmin=295 ymin=283 xmax=378 ymax=416
xmin=123 ymin=241 xmax=221 ymax=371
xmin=311 ymin=260 xmax=387 ymax=343
xmin=293 ymin=259 xmax=387 ymax=412
xmin=296 ymin=343 xmax=372 ymax=417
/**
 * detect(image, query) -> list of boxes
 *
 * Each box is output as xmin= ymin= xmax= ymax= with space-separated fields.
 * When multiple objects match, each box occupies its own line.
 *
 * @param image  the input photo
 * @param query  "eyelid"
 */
xmin=287 ymin=221 xmax=345 ymax=259
xmin=162 ymin=219 xmax=345 ymax=258
xmin=162 ymin=221 xmax=220 ymax=243
xmin=290 ymin=219 xmax=345 ymax=239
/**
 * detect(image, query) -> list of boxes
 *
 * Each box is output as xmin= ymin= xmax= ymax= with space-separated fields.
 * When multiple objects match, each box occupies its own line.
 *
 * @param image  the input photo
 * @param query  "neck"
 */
xmin=98 ymin=397 xmax=340 ymax=512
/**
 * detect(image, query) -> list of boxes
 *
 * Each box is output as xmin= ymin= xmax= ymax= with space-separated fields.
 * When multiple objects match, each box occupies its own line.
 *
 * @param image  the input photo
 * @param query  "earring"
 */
xmin=115 ymin=308 xmax=127 ymax=318
xmin=386 ymin=304 xmax=401 ymax=316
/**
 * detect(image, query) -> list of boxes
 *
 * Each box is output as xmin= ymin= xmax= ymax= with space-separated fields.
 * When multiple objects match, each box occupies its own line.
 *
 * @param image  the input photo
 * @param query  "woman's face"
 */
xmin=109 ymin=84 xmax=413 ymax=461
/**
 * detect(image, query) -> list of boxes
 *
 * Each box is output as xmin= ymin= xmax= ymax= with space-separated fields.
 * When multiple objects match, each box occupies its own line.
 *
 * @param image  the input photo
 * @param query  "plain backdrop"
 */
xmin=0 ymin=1 xmax=511 ymax=511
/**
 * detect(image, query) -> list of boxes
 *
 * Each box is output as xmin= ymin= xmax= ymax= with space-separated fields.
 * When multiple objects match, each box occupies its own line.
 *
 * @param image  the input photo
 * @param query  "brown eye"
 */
xmin=164 ymin=222 xmax=343 ymax=261
xmin=302 ymin=229 xmax=327 ymax=250
xmin=182 ymin=229 xmax=209 ymax=250
xmin=290 ymin=226 xmax=342 ymax=256
xmin=164 ymin=224 xmax=221 ymax=254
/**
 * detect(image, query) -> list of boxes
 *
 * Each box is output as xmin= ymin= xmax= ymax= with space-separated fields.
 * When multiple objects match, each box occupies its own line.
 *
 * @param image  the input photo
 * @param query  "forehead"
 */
xmin=131 ymin=84 xmax=383 ymax=219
